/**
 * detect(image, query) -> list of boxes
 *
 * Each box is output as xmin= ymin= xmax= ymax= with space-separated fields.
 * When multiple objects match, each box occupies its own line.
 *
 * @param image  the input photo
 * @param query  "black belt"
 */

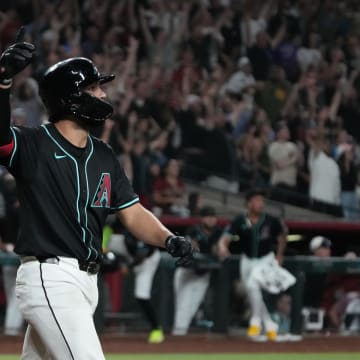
xmin=20 ymin=256 xmax=101 ymax=275
xmin=78 ymin=259 xmax=101 ymax=274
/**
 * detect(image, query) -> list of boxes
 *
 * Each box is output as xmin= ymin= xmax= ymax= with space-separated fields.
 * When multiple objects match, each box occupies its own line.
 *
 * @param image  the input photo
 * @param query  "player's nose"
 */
xmin=95 ymin=86 xmax=107 ymax=99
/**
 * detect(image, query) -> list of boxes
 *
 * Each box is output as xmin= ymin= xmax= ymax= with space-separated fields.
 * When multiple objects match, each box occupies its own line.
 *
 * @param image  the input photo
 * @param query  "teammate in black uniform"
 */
xmin=123 ymin=231 xmax=164 ymax=343
xmin=173 ymin=206 xmax=222 ymax=335
xmin=0 ymin=171 xmax=24 ymax=336
xmin=0 ymin=29 xmax=193 ymax=359
xmin=106 ymin=220 xmax=165 ymax=344
xmin=217 ymin=189 xmax=287 ymax=341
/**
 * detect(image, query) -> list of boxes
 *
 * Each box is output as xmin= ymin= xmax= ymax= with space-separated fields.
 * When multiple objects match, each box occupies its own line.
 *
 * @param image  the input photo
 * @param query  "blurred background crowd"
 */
xmin=0 ymin=0 xmax=360 ymax=340
xmin=0 ymin=0 xmax=360 ymax=219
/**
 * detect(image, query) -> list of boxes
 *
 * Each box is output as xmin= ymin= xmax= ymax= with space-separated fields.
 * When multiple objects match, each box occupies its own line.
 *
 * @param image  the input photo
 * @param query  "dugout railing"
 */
xmin=0 ymin=252 xmax=359 ymax=335
xmin=117 ymin=253 xmax=360 ymax=335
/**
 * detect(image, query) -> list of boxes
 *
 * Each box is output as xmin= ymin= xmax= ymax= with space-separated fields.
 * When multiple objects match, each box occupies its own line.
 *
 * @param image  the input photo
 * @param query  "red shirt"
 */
xmin=152 ymin=176 xmax=185 ymax=214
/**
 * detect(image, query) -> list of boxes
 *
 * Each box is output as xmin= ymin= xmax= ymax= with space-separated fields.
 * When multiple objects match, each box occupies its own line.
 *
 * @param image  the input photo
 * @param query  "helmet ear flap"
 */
xmin=61 ymin=92 xmax=82 ymax=115
xmin=69 ymin=102 xmax=80 ymax=114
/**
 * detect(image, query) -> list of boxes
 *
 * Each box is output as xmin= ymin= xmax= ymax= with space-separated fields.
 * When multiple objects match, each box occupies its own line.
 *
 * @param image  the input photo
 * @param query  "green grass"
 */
xmin=0 ymin=354 xmax=359 ymax=360
xmin=105 ymin=355 xmax=359 ymax=360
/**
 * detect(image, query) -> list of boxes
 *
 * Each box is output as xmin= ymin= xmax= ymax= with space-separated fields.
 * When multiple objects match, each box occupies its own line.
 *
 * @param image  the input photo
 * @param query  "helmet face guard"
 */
xmin=39 ymin=57 xmax=115 ymax=126
xmin=68 ymin=92 xmax=114 ymax=124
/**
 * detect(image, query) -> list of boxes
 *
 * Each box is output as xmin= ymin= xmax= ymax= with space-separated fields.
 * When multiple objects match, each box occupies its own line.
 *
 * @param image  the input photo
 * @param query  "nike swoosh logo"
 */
xmin=54 ymin=153 xmax=67 ymax=160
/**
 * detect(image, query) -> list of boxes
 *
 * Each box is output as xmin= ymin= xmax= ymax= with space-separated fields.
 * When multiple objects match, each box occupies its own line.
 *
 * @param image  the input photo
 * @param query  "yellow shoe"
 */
xmin=266 ymin=330 xmax=277 ymax=341
xmin=148 ymin=329 xmax=165 ymax=344
xmin=247 ymin=325 xmax=261 ymax=337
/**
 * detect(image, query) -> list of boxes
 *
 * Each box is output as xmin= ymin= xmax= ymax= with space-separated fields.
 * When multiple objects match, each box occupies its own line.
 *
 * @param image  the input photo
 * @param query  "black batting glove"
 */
xmin=165 ymin=235 xmax=194 ymax=267
xmin=0 ymin=27 xmax=35 ymax=86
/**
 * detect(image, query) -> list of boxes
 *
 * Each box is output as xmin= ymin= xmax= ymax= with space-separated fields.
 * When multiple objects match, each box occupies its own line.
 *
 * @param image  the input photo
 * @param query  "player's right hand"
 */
xmin=0 ymin=27 xmax=35 ymax=85
xmin=217 ymin=242 xmax=230 ymax=261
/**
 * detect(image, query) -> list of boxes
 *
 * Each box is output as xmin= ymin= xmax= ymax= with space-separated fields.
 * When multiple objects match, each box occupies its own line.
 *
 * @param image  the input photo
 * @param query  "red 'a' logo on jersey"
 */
xmin=92 ymin=173 xmax=111 ymax=208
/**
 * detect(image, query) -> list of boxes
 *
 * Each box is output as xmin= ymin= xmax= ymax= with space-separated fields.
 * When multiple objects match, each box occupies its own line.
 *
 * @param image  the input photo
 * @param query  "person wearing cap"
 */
xmin=217 ymin=189 xmax=288 ymax=340
xmin=302 ymin=235 xmax=332 ymax=318
xmin=309 ymin=236 xmax=332 ymax=257
xmin=306 ymin=236 xmax=360 ymax=333
xmin=172 ymin=206 xmax=223 ymax=335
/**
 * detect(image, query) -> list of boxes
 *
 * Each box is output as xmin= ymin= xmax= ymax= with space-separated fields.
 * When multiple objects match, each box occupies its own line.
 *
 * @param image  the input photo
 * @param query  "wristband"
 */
xmin=0 ymin=79 xmax=12 ymax=88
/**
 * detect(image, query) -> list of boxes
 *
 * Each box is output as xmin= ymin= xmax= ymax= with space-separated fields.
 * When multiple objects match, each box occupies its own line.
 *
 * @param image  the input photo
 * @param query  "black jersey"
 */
xmin=225 ymin=213 xmax=286 ymax=258
xmin=124 ymin=231 xmax=155 ymax=265
xmin=186 ymin=224 xmax=223 ymax=255
xmin=0 ymin=123 xmax=139 ymax=262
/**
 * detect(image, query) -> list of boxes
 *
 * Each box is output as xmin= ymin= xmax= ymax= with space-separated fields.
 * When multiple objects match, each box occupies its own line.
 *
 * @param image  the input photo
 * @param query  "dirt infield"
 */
xmin=0 ymin=334 xmax=359 ymax=354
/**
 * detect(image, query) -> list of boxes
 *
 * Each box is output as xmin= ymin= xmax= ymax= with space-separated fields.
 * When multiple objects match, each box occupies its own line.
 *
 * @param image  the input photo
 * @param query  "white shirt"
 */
xmin=309 ymin=150 xmax=341 ymax=204
xmin=296 ymin=47 xmax=322 ymax=72
xmin=268 ymin=141 xmax=298 ymax=187
xmin=241 ymin=17 xmax=266 ymax=47
xmin=222 ymin=70 xmax=255 ymax=94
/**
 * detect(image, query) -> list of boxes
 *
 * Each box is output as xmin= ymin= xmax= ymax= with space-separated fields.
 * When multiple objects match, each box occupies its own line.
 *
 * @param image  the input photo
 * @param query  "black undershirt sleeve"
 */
xmin=0 ymin=88 xmax=12 ymax=146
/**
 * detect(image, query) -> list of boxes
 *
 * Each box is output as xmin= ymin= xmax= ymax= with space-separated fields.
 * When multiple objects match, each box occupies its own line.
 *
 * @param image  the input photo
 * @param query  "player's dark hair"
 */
xmin=245 ymin=188 xmax=266 ymax=202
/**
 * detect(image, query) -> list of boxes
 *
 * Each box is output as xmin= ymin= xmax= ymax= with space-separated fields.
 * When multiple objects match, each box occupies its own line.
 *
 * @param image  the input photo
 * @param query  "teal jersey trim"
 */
xmin=41 ymin=125 xmax=95 ymax=258
xmin=112 ymin=197 xmax=139 ymax=210
xmin=82 ymin=228 xmax=90 ymax=260
xmin=84 ymin=136 xmax=97 ymax=260
xmin=9 ymin=127 xmax=18 ymax=167
xmin=42 ymin=125 xmax=81 ymax=223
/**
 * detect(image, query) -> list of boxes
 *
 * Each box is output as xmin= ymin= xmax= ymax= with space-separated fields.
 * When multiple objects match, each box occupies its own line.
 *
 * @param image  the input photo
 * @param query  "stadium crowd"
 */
xmin=0 ymin=0 xmax=360 ymax=341
xmin=0 ymin=0 xmax=359 ymax=219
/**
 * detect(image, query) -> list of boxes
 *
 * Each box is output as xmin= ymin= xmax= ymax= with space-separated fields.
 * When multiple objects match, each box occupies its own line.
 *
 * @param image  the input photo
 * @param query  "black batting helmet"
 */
xmin=39 ymin=57 xmax=115 ymax=125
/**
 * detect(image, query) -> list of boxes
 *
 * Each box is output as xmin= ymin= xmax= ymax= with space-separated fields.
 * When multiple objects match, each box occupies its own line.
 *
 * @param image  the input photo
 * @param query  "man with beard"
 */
xmin=0 ymin=28 xmax=193 ymax=359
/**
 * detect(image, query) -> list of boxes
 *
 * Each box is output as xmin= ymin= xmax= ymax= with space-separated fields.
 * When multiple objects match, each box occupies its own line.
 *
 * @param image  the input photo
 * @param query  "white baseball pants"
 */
xmin=241 ymin=254 xmax=278 ymax=332
xmin=15 ymin=257 xmax=105 ymax=360
xmin=133 ymin=250 xmax=161 ymax=300
xmin=3 ymin=264 xmax=24 ymax=335
xmin=172 ymin=267 xmax=210 ymax=335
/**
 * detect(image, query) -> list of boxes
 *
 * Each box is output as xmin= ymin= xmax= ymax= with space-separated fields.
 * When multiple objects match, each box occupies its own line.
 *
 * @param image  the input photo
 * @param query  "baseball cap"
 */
xmin=199 ymin=205 xmax=216 ymax=217
xmin=309 ymin=236 xmax=332 ymax=252
xmin=245 ymin=188 xmax=266 ymax=202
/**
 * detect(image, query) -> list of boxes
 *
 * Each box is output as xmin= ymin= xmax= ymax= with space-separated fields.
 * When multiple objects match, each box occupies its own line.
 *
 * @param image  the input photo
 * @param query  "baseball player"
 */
xmin=217 ymin=189 xmax=288 ymax=341
xmin=106 ymin=223 xmax=164 ymax=344
xmin=0 ymin=171 xmax=24 ymax=336
xmin=0 ymin=28 xmax=193 ymax=359
xmin=172 ymin=206 xmax=222 ymax=335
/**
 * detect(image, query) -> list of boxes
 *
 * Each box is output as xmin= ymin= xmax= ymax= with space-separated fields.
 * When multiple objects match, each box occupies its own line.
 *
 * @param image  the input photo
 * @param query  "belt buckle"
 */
xmin=86 ymin=261 xmax=100 ymax=274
